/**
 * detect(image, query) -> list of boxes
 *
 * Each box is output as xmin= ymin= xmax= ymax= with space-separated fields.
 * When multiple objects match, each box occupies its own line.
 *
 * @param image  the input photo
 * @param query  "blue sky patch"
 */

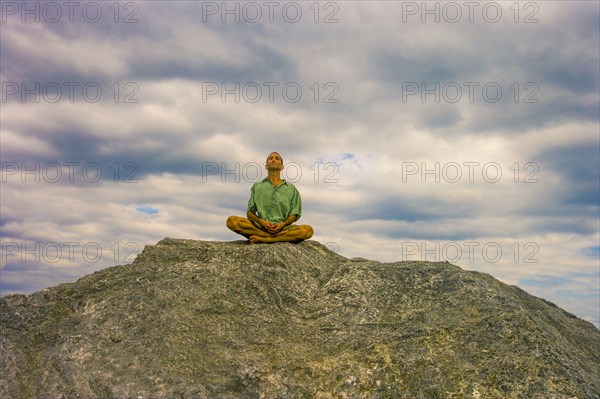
xmin=519 ymin=275 xmax=570 ymax=288
xmin=580 ymin=246 xmax=600 ymax=258
xmin=136 ymin=206 xmax=159 ymax=215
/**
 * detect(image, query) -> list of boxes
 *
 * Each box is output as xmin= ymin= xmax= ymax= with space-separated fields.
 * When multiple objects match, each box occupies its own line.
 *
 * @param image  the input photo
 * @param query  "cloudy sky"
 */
xmin=1 ymin=1 xmax=599 ymax=327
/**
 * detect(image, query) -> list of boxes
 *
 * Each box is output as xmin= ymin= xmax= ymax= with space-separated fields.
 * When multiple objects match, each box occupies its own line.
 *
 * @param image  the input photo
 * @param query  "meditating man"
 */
xmin=226 ymin=152 xmax=314 ymax=244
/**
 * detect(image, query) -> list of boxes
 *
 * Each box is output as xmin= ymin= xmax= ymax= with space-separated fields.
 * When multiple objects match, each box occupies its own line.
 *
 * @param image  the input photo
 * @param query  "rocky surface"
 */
xmin=1 ymin=238 xmax=599 ymax=398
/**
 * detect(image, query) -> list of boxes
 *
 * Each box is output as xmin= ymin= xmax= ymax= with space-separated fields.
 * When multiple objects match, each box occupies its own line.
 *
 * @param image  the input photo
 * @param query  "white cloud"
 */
xmin=1 ymin=1 xmax=598 ymax=328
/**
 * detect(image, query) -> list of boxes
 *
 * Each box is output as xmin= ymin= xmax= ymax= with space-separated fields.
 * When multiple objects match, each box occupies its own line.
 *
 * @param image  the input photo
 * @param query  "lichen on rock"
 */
xmin=1 ymin=238 xmax=599 ymax=398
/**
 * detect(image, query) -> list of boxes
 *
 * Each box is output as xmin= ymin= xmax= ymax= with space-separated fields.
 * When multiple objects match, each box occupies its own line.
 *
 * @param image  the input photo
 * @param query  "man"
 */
xmin=226 ymin=152 xmax=314 ymax=244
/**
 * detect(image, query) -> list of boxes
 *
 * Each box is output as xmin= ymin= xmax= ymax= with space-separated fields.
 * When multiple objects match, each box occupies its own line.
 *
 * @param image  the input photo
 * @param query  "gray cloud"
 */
xmin=1 ymin=1 xmax=598 ymax=327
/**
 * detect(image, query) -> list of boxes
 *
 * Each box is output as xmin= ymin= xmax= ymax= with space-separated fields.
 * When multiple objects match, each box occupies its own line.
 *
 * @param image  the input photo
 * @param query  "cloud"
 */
xmin=1 ymin=1 xmax=598 ymax=328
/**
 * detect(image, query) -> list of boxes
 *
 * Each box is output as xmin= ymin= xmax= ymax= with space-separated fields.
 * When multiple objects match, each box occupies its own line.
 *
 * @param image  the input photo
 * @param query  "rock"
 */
xmin=1 ymin=238 xmax=598 ymax=398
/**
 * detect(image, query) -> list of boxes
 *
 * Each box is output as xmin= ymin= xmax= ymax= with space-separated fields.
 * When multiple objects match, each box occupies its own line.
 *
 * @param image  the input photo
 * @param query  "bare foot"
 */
xmin=249 ymin=230 xmax=289 ymax=244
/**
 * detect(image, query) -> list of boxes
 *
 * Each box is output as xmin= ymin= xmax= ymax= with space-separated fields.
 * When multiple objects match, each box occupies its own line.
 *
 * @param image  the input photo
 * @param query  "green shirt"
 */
xmin=247 ymin=178 xmax=302 ymax=223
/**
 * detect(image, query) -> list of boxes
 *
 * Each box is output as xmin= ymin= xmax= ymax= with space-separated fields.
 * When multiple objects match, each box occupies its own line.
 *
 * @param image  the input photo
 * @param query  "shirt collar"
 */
xmin=262 ymin=177 xmax=287 ymax=187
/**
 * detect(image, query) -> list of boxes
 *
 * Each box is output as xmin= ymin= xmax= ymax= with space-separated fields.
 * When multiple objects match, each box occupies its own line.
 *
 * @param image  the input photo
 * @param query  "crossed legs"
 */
xmin=226 ymin=216 xmax=313 ymax=244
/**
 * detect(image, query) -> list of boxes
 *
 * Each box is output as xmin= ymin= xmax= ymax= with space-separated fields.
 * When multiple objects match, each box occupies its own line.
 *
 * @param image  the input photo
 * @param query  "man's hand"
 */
xmin=257 ymin=219 xmax=283 ymax=234
xmin=247 ymin=211 xmax=295 ymax=236
xmin=265 ymin=222 xmax=285 ymax=234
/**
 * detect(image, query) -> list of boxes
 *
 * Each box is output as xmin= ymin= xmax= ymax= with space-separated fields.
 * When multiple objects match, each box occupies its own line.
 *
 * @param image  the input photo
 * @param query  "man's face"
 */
xmin=265 ymin=152 xmax=283 ymax=171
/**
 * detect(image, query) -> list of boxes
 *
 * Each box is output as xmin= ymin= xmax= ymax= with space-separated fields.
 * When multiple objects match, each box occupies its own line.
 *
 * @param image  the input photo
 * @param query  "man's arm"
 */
xmin=267 ymin=214 xmax=298 ymax=234
xmin=282 ymin=214 xmax=298 ymax=227
xmin=247 ymin=211 xmax=298 ymax=234
xmin=247 ymin=210 xmax=267 ymax=230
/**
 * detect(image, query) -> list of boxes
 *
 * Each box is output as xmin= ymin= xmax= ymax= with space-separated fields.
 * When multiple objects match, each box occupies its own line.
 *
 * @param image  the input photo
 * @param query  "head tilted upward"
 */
xmin=265 ymin=152 xmax=283 ymax=171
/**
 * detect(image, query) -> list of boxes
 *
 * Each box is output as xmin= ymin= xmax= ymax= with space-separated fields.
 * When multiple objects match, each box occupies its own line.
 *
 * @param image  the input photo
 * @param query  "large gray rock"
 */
xmin=1 ymin=238 xmax=598 ymax=398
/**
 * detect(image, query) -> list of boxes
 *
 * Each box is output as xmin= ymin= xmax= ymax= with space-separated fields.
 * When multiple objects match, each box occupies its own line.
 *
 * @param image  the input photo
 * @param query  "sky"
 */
xmin=1 ymin=1 xmax=599 ymax=328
